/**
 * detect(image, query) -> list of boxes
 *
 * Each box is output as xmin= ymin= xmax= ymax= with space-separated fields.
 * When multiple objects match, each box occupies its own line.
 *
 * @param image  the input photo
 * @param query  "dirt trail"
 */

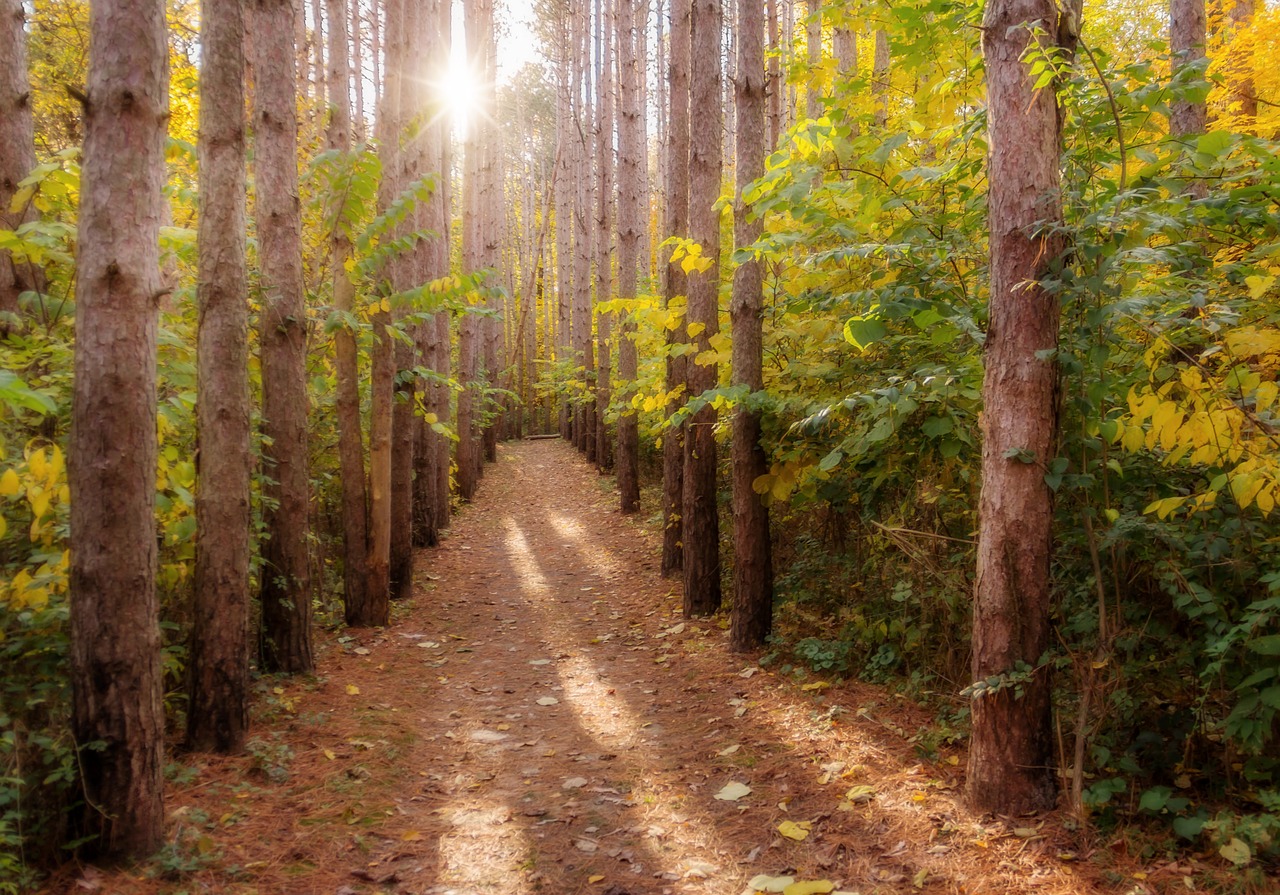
xmin=51 ymin=441 xmax=1116 ymax=895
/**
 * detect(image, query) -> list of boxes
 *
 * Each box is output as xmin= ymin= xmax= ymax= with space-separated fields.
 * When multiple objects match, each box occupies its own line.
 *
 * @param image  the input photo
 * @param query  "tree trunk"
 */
xmin=480 ymin=0 xmax=503 ymax=466
xmin=682 ymin=0 xmax=722 ymax=616
xmin=616 ymin=0 xmax=643 ymax=512
xmin=1228 ymin=0 xmax=1256 ymax=129
xmin=596 ymin=0 xmax=615 ymax=471
xmin=434 ymin=0 xmax=454 ymax=524
xmin=311 ymin=0 xmax=326 ymax=110
xmin=413 ymin=0 xmax=449 ymax=548
xmin=69 ymin=0 xmax=168 ymax=856
xmin=389 ymin=0 xmax=419 ymax=602
xmin=573 ymin=0 xmax=595 ymax=460
xmin=325 ymin=0 xmax=373 ymax=624
xmin=873 ymin=27 xmax=890 ymax=127
xmin=189 ymin=0 xmax=252 ymax=754
xmin=766 ymin=0 xmax=780 ymax=147
xmin=729 ymin=0 xmax=772 ymax=651
xmin=352 ymin=0 xmax=365 ymax=138
xmin=457 ymin=0 xmax=487 ymax=500
xmin=805 ymin=0 xmax=821 ymax=119
xmin=251 ymin=0 xmax=315 ymax=670
xmin=662 ymin=0 xmax=692 ymax=577
xmin=1170 ymin=0 xmax=1206 ymax=137
xmin=366 ymin=0 xmax=403 ymax=620
xmin=0 ymin=0 xmax=40 ymax=332
xmin=555 ymin=14 xmax=574 ymax=440
xmin=967 ymin=0 xmax=1066 ymax=816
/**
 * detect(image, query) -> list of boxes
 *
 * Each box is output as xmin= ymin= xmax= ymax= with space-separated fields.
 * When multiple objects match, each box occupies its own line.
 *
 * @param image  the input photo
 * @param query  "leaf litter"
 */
xmin=40 ymin=441 xmax=1218 ymax=895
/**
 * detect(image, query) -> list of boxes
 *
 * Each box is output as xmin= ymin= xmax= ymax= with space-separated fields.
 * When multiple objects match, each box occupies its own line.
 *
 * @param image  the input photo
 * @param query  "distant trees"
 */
xmin=0 ymin=0 xmax=38 ymax=331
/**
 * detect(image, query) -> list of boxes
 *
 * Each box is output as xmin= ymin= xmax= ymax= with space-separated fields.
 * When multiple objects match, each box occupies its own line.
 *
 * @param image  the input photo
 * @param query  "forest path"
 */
xmin=55 ymin=440 xmax=1101 ymax=895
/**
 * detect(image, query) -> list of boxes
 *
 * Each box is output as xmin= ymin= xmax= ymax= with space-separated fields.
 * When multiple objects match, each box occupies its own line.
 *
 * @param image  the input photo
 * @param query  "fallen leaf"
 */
xmin=800 ymin=681 xmax=830 ymax=692
xmin=345 ymin=684 xmax=360 ymax=696
xmin=401 ymin=830 xmax=423 ymax=841
xmin=323 ymin=748 xmax=336 ymax=761
xmin=588 ymin=875 xmax=605 ymax=883
xmin=747 ymin=874 xmax=796 ymax=892
xmin=912 ymin=868 xmax=929 ymax=889
xmin=353 ymin=647 xmax=370 ymax=655
xmin=777 ymin=820 xmax=811 ymax=841
xmin=529 ymin=658 xmax=551 ymax=665
xmin=783 ymin=882 xmax=835 ymax=895
xmin=718 ymin=744 xmax=741 ymax=756
xmin=563 ymin=776 xmax=589 ymax=789
xmin=536 ymin=696 xmax=559 ymax=706
xmin=1219 ymin=837 xmax=1251 ymax=866
xmin=845 ymin=784 xmax=876 ymax=803
xmin=714 ymin=781 xmax=752 ymax=802
xmin=574 ymin=839 xmax=598 ymax=853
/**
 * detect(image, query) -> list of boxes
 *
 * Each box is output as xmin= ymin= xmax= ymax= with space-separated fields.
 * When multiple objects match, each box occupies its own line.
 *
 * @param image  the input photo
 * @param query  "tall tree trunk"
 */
xmin=325 ymin=0 xmax=373 ymax=623
xmin=1170 ymin=0 xmax=1206 ymax=137
xmin=833 ymin=13 xmax=855 ymax=76
xmin=311 ymin=0 xmax=327 ymax=110
xmin=189 ymin=0 xmax=251 ymax=754
xmin=729 ymin=0 xmax=772 ymax=651
xmin=252 ymin=0 xmax=315 ymax=671
xmin=573 ymin=0 xmax=595 ymax=460
xmin=434 ymin=0 xmax=453 ymax=525
xmin=1228 ymin=0 xmax=1256 ymax=129
xmin=805 ymin=0 xmax=821 ymax=118
xmin=352 ymin=0 xmax=365 ymax=138
xmin=69 ymin=0 xmax=168 ymax=856
xmin=366 ymin=0 xmax=403 ymax=618
xmin=967 ymin=0 xmax=1066 ymax=816
xmin=0 ymin=0 xmax=40 ymax=332
xmin=682 ymin=0 xmax=722 ymax=616
xmin=596 ymin=0 xmax=615 ymax=471
xmin=389 ymin=0 xmax=419 ymax=601
xmin=480 ymin=0 xmax=502 ymax=466
xmin=413 ymin=0 xmax=448 ymax=548
xmin=555 ymin=14 xmax=575 ymax=440
xmin=662 ymin=0 xmax=691 ymax=577
xmin=616 ymin=0 xmax=643 ymax=512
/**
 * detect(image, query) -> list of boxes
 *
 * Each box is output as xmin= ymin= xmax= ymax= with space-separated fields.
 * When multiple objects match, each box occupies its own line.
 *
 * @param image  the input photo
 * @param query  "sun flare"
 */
xmin=434 ymin=52 xmax=485 ymax=136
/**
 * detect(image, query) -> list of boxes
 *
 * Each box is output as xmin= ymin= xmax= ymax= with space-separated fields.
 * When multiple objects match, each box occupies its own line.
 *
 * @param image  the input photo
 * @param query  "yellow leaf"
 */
xmin=799 ymin=681 xmax=829 ymax=692
xmin=0 ymin=469 xmax=20 ymax=497
xmin=588 ymin=875 xmax=605 ymax=884
xmin=29 ymin=489 xmax=49 ymax=521
xmin=777 ymin=820 xmax=811 ymax=841
xmin=687 ymin=322 xmax=706 ymax=338
xmin=345 ymin=684 xmax=360 ymax=695
xmin=424 ymin=412 xmax=438 ymax=425
xmin=0 ymin=515 xmax=6 ymax=539
xmin=401 ymin=830 xmax=423 ymax=841
xmin=1257 ymin=486 xmax=1275 ymax=516
xmin=783 ymin=882 xmax=834 ymax=895
xmin=323 ymin=748 xmax=336 ymax=760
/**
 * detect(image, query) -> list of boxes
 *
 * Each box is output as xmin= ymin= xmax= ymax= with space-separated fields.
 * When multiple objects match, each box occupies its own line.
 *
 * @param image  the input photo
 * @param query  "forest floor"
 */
xmin=42 ymin=441 xmax=1236 ymax=895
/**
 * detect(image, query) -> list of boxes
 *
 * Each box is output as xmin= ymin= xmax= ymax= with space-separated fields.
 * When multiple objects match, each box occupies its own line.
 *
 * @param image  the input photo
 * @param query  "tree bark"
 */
xmin=616 ymin=0 xmax=643 ymax=512
xmin=480 ymin=0 xmax=502 ymax=466
xmin=325 ymin=0 xmax=374 ymax=624
xmin=250 ymin=0 xmax=315 ymax=670
xmin=595 ymin=0 xmax=615 ymax=472
xmin=766 ymin=0 xmax=780 ymax=147
xmin=189 ymin=0 xmax=252 ymax=754
xmin=967 ymin=0 xmax=1065 ymax=815
xmin=69 ymin=0 xmax=168 ymax=856
xmin=0 ymin=0 xmax=40 ymax=331
xmin=365 ymin=0 xmax=403 ymax=620
xmin=662 ymin=0 xmax=692 ymax=577
xmin=729 ymin=0 xmax=772 ymax=651
xmin=1170 ymin=0 xmax=1206 ymax=137
xmin=805 ymin=0 xmax=821 ymax=118
xmin=555 ymin=13 xmax=574 ymax=440
xmin=682 ymin=0 xmax=722 ymax=616
xmin=434 ymin=0 xmax=453 ymax=525
xmin=873 ymin=27 xmax=890 ymax=127
xmin=573 ymin=0 xmax=596 ymax=460
xmin=389 ymin=0 xmax=418 ymax=601
xmin=311 ymin=0 xmax=327 ymax=110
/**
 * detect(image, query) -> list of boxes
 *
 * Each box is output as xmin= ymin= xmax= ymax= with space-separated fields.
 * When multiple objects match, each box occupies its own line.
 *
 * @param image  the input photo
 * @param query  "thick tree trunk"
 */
xmin=662 ymin=0 xmax=692 ymax=577
xmin=682 ymin=0 xmax=722 ymax=616
xmin=967 ymin=0 xmax=1065 ymax=816
xmin=251 ymin=0 xmax=315 ymax=671
xmin=189 ymin=0 xmax=252 ymax=754
xmin=325 ymin=0 xmax=373 ymax=624
xmin=480 ymin=0 xmax=502 ymax=466
xmin=1170 ymin=0 xmax=1206 ymax=137
xmin=1228 ymin=0 xmax=1257 ymax=128
xmin=457 ymin=0 xmax=487 ymax=500
xmin=729 ymin=0 xmax=772 ymax=651
xmin=434 ymin=0 xmax=454 ymax=524
xmin=311 ymin=0 xmax=326 ymax=110
xmin=69 ymin=0 xmax=168 ymax=856
xmin=366 ymin=0 xmax=403 ymax=620
xmin=0 ymin=0 xmax=39 ymax=331
xmin=616 ymin=0 xmax=643 ymax=513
